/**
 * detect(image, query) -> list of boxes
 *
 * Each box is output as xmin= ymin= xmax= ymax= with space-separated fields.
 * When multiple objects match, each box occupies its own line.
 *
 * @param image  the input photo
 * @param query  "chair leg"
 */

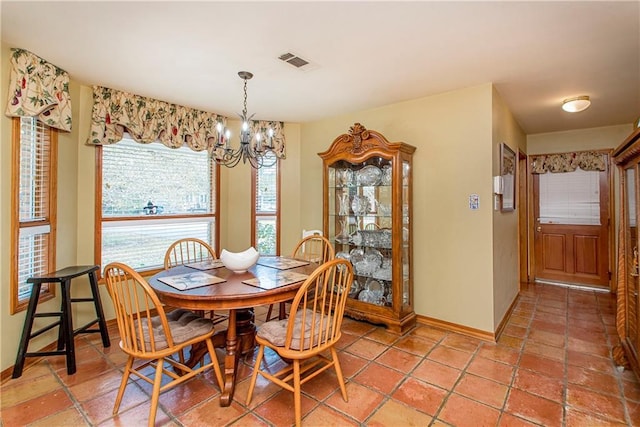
xmin=246 ymin=344 xmax=265 ymax=405
xmin=148 ymin=359 xmax=164 ymax=427
xmin=265 ymin=304 xmax=275 ymax=322
xmin=331 ymin=347 xmax=348 ymax=401
xmin=113 ymin=356 xmax=134 ymax=415
xmin=205 ymin=338 xmax=224 ymax=391
xmin=293 ymin=359 xmax=302 ymax=427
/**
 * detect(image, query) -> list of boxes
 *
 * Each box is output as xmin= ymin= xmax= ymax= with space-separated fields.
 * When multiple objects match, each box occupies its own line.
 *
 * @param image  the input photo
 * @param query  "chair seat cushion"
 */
xmin=140 ymin=309 xmax=214 ymax=351
xmin=258 ymin=309 xmax=331 ymax=350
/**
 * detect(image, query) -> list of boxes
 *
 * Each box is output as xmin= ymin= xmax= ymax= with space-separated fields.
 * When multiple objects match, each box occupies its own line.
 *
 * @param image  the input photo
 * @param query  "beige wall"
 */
xmin=299 ymin=84 xmax=498 ymax=332
xmin=527 ymin=125 xmax=632 ymax=155
xmin=491 ymin=86 xmax=526 ymax=328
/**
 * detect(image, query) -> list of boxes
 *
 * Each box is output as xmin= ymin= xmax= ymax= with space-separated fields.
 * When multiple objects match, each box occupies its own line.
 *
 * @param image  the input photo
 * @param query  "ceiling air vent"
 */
xmin=278 ymin=52 xmax=315 ymax=71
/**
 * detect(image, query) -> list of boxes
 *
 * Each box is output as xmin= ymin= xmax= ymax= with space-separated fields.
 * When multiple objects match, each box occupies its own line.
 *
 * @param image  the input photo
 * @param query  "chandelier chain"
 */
xmin=242 ymin=78 xmax=248 ymax=118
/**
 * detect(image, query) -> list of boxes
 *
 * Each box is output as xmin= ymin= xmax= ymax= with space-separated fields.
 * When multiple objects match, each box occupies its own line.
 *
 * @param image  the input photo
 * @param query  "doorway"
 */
xmin=530 ymin=151 xmax=612 ymax=289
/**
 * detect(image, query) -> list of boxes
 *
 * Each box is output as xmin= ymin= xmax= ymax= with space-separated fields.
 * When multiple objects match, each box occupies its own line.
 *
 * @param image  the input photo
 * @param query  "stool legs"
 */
xmin=12 ymin=266 xmax=110 ymax=378
xmin=88 ymin=270 xmax=111 ymax=348
xmin=60 ymin=279 xmax=76 ymax=375
xmin=12 ymin=283 xmax=43 ymax=379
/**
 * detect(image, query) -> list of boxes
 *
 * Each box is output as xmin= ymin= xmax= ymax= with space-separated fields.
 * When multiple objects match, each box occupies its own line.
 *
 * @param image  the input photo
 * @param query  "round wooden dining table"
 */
xmin=148 ymin=259 xmax=318 ymax=406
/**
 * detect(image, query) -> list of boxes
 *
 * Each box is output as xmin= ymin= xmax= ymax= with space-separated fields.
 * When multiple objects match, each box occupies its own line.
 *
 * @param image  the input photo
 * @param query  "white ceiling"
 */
xmin=2 ymin=1 xmax=639 ymax=135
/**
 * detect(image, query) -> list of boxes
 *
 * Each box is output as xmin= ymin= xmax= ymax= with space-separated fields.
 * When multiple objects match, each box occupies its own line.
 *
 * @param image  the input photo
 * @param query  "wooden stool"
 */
xmin=12 ymin=265 xmax=110 ymax=378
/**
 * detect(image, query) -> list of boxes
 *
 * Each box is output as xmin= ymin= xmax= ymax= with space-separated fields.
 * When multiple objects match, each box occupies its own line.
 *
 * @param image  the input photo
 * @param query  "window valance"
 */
xmin=87 ymin=86 xmax=224 ymax=151
xmin=531 ymin=151 xmax=607 ymax=174
xmin=5 ymin=48 xmax=72 ymax=132
xmin=247 ymin=120 xmax=286 ymax=159
xmin=88 ymin=86 xmax=287 ymax=156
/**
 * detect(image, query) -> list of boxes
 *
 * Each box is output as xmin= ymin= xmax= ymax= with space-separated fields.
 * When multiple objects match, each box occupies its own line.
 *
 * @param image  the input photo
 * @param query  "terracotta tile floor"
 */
xmin=2 ymin=282 xmax=640 ymax=426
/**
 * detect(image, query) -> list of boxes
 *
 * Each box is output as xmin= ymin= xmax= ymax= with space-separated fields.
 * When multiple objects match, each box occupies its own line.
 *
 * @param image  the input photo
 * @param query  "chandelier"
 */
xmin=214 ymin=71 xmax=277 ymax=169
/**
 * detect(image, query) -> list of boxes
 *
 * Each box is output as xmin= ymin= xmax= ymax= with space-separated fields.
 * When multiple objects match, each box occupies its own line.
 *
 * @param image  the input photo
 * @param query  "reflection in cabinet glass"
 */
xmin=319 ymin=123 xmax=416 ymax=334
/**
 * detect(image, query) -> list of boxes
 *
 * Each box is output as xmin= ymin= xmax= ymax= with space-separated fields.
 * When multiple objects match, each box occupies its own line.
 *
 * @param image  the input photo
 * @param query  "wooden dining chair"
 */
xmin=164 ymin=237 xmax=216 ymax=269
xmin=103 ymin=262 xmax=224 ymax=427
xmin=265 ymin=234 xmax=335 ymax=321
xmin=246 ymin=258 xmax=353 ymax=427
xmin=164 ymin=238 xmax=225 ymax=323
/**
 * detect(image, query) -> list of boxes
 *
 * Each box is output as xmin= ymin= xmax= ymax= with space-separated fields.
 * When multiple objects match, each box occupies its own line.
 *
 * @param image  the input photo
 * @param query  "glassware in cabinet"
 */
xmin=319 ymin=123 xmax=416 ymax=334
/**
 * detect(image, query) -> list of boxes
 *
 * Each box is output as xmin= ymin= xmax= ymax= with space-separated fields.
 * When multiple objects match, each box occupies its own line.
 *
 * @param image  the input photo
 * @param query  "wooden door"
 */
xmin=533 ymin=167 xmax=610 ymax=288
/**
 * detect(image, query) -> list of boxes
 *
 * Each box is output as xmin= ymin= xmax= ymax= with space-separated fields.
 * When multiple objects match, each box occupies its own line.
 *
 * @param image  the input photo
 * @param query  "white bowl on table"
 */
xmin=220 ymin=247 xmax=259 ymax=273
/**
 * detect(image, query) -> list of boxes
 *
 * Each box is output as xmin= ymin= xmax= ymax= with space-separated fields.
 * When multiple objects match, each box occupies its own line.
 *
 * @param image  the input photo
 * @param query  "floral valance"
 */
xmin=250 ymin=120 xmax=286 ymax=158
xmin=88 ymin=86 xmax=287 ymax=157
xmin=531 ymin=151 xmax=607 ymax=174
xmin=87 ymin=86 xmax=225 ymax=151
xmin=5 ymin=48 xmax=72 ymax=132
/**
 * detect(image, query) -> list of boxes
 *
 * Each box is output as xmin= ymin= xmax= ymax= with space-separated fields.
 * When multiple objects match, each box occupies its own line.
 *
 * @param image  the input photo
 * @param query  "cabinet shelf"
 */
xmin=319 ymin=123 xmax=416 ymax=334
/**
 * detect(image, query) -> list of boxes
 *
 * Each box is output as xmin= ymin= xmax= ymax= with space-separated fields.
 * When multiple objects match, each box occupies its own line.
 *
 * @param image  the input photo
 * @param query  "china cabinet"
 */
xmin=613 ymin=126 xmax=640 ymax=379
xmin=318 ymin=123 xmax=416 ymax=334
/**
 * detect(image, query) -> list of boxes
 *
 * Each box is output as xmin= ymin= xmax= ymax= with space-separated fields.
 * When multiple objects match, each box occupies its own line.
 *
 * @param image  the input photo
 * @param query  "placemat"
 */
xmin=243 ymin=271 xmax=308 ymax=290
xmin=186 ymin=259 xmax=225 ymax=270
xmin=158 ymin=271 xmax=226 ymax=291
xmin=257 ymin=257 xmax=310 ymax=270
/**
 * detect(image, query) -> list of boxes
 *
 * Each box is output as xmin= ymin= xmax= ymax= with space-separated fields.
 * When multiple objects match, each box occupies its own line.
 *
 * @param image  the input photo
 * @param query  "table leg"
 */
xmin=219 ymin=309 xmax=237 ymax=406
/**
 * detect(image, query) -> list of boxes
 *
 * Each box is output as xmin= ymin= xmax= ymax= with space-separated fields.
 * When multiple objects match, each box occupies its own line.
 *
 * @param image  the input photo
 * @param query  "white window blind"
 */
xmin=101 ymin=137 xmax=217 ymax=270
xmin=255 ymin=153 xmax=277 ymax=213
xmin=254 ymin=151 xmax=278 ymax=255
xmin=16 ymin=117 xmax=54 ymax=303
xmin=539 ymin=168 xmax=600 ymax=225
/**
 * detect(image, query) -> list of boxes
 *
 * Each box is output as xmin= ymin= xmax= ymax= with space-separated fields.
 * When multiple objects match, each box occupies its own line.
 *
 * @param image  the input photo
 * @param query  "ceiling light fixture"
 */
xmin=562 ymin=95 xmax=591 ymax=113
xmin=214 ymin=71 xmax=277 ymax=169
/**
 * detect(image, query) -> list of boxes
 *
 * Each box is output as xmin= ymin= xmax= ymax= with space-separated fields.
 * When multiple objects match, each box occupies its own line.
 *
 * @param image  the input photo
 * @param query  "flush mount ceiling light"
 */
xmin=562 ymin=96 xmax=591 ymax=113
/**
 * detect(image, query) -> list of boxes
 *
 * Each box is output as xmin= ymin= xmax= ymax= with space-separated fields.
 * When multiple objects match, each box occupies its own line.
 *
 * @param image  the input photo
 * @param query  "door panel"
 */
xmin=574 ymin=234 xmax=598 ymax=275
xmin=541 ymin=233 xmax=565 ymax=271
xmin=533 ymin=165 xmax=610 ymax=288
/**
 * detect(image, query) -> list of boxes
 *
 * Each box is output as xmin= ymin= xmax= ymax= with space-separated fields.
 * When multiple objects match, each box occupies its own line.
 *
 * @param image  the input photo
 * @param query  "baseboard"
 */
xmin=494 ymin=293 xmax=520 ymax=341
xmin=415 ymin=292 xmax=520 ymax=344
xmin=534 ymin=279 xmax=610 ymax=293
xmin=416 ymin=315 xmax=497 ymax=343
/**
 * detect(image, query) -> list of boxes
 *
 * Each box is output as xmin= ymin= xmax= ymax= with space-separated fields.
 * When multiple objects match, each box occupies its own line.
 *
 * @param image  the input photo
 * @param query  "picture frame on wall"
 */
xmin=500 ymin=143 xmax=516 ymax=212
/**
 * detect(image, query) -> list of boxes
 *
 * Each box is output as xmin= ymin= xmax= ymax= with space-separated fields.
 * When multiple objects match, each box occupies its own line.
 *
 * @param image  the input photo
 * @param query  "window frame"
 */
xmin=251 ymin=156 xmax=281 ymax=256
xmin=11 ymin=117 xmax=58 ymax=314
xmin=94 ymin=138 xmax=220 ymax=277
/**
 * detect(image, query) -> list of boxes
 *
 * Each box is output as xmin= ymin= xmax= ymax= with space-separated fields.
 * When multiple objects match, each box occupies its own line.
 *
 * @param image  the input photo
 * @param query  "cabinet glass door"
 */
xmin=330 ymin=159 xmax=393 ymax=308
xmin=401 ymin=160 xmax=411 ymax=307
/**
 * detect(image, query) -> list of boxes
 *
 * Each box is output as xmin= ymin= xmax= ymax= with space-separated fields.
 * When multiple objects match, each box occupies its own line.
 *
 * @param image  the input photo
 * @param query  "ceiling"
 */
xmin=2 ymin=1 xmax=639 ymax=135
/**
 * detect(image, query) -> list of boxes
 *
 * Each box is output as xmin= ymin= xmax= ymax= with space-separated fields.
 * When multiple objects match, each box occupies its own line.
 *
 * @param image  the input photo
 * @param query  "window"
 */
xmin=539 ymin=168 xmax=601 ymax=225
xmin=11 ymin=117 xmax=57 ymax=313
xmin=252 ymin=152 xmax=280 ymax=255
xmin=98 ymin=137 xmax=219 ymax=272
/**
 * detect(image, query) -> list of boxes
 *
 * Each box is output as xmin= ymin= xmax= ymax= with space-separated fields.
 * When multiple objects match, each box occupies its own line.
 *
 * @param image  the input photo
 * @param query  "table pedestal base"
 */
xmin=184 ymin=308 xmax=256 ymax=406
